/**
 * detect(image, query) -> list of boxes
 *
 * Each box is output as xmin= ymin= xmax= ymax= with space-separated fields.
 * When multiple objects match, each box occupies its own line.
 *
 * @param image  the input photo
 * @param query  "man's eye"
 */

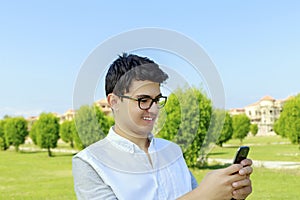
xmin=140 ymin=98 xmax=150 ymax=103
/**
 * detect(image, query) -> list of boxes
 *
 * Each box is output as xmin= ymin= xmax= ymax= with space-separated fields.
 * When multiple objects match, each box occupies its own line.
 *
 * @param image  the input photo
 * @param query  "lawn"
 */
xmin=0 ymin=150 xmax=77 ymax=200
xmin=0 ymin=135 xmax=299 ymax=199
xmin=190 ymin=167 xmax=300 ymax=200
xmin=208 ymin=135 xmax=300 ymax=162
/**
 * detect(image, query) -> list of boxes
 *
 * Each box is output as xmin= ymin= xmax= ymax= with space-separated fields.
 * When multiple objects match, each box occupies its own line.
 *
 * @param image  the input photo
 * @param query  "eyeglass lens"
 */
xmin=139 ymin=97 xmax=166 ymax=110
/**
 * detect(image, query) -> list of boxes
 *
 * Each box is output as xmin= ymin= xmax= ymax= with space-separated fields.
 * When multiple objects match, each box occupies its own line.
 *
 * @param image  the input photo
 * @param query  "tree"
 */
xmin=250 ymin=124 xmax=258 ymax=136
xmin=29 ymin=120 xmax=38 ymax=145
xmin=274 ymin=94 xmax=300 ymax=147
xmin=94 ymin=105 xmax=114 ymax=135
xmin=74 ymin=105 xmax=106 ymax=148
xmin=156 ymin=87 xmax=212 ymax=167
xmin=155 ymin=92 xmax=181 ymax=141
xmin=60 ymin=120 xmax=75 ymax=148
xmin=72 ymin=123 xmax=84 ymax=150
xmin=4 ymin=117 xmax=28 ymax=151
xmin=0 ymin=120 xmax=8 ymax=150
xmin=209 ymin=110 xmax=233 ymax=147
xmin=232 ymin=114 xmax=250 ymax=144
xmin=31 ymin=113 xmax=60 ymax=156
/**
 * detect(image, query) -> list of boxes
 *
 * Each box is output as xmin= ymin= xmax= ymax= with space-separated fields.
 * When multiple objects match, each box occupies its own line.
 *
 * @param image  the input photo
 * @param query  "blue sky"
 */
xmin=1 ymin=1 xmax=299 ymax=118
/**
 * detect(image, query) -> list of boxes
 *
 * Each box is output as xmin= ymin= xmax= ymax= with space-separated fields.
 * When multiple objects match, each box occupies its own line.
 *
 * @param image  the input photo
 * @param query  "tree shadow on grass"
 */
xmin=198 ymin=163 xmax=231 ymax=170
xmin=223 ymin=145 xmax=242 ymax=149
xmin=51 ymin=152 xmax=77 ymax=157
xmin=19 ymin=149 xmax=77 ymax=157
xmin=207 ymin=152 xmax=227 ymax=156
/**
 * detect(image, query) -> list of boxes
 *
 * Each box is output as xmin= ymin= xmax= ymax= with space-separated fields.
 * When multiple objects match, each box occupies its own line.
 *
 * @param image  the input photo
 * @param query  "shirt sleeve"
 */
xmin=189 ymin=170 xmax=199 ymax=189
xmin=72 ymin=156 xmax=118 ymax=200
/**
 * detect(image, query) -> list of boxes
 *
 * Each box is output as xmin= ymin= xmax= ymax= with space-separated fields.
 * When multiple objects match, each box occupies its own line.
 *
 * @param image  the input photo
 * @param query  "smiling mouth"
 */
xmin=143 ymin=116 xmax=154 ymax=121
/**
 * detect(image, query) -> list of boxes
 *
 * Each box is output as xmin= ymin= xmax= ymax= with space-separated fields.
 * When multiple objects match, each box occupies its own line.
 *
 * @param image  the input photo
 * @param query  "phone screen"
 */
xmin=233 ymin=146 xmax=249 ymax=164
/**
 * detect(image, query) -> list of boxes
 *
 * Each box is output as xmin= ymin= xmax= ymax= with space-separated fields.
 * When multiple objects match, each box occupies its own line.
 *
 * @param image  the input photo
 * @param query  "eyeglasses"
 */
xmin=116 ymin=94 xmax=167 ymax=110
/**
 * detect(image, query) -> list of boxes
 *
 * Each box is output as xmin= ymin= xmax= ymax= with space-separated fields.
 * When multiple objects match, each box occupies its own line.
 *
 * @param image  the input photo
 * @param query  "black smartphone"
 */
xmin=231 ymin=146 xmax=250 ymax=200
xmin=233 ymin=146 xmax=249 ymax=164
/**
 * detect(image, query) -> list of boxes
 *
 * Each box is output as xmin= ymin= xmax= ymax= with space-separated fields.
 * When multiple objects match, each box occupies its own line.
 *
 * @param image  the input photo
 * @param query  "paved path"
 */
xmin=19 ymin=146 xmax=78 ymax=154
xmin=208 ymin=158 xmax=300 ymax=169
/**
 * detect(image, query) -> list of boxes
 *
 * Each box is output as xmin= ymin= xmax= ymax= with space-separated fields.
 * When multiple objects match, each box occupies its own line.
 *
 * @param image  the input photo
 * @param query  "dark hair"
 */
xmin=105 ymin=53 xmax=169 ymax=96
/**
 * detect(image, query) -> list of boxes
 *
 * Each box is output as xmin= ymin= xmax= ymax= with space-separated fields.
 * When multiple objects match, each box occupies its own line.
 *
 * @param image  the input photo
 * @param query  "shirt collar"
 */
xmin=106 ymin=127 xmax=155 ymax=154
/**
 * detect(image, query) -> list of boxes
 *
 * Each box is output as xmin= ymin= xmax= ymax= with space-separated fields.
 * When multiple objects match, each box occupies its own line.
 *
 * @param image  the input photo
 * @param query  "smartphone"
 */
xmin=233 ymin=146 xmax=249 ymax=164
xmin=231 ymin=146 xmax=250 ymax=200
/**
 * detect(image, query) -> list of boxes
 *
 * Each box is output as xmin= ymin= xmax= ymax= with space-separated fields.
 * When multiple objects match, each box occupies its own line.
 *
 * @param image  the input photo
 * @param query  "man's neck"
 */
xmin=113 ymin=126 xmax=150 ymax=153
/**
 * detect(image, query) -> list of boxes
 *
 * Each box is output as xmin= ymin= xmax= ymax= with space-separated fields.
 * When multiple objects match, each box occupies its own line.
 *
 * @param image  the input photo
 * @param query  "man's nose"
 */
xmin=147 ymin=101 xmax=159 ymax=112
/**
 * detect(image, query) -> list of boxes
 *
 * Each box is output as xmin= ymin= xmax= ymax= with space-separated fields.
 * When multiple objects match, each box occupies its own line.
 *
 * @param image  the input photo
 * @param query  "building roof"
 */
xmin=245 ymin=95 xmax=278 ymax=108
xmin=246 ymin=101 xmax=260 ymax=107
xmin=260 ymin=95 xmax=275 ymax=101
xmin=64 ymin=109 xmax=75 ymax=115
xmin=229 ymin=108 xmax=245 ymax=112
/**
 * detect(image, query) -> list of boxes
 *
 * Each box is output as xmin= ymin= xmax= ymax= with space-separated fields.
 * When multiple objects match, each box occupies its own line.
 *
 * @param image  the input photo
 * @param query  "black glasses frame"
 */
xmin=116 ymin=94 xmax=167 ymax=110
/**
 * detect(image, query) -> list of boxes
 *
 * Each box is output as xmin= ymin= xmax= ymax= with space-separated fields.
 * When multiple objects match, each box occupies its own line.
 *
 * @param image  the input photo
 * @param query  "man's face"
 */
xmin=115 ymin=80 xmax=161 ymax=138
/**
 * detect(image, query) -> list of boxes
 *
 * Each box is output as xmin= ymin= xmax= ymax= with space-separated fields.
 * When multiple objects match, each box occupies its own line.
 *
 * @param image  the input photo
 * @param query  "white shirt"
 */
xmin=73 ymin=127 xmax=198 ymax=200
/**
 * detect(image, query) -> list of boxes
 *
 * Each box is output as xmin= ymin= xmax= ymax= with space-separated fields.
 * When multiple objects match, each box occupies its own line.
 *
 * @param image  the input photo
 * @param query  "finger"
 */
xmin=239 ymin=166 xmax=253 ymax=176
xmin=230 ymin=173 xmax=247 ymax=184
xmin=232 ymin=178 xmax=251 ymax=189
xmin=240 ymin=158 xmax=252 ymax=167
xmin=224 ymin=164 xmax=243 ymax=175
xmin=232 ymin=185 xmax=252 ymax=199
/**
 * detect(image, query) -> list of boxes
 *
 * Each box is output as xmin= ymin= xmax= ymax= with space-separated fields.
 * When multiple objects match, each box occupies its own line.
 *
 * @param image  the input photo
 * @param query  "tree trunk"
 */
xmin=3 ymin=142 xmax=8 ymax=150
xmin=47 ymin=147 xmax=52 ymax=157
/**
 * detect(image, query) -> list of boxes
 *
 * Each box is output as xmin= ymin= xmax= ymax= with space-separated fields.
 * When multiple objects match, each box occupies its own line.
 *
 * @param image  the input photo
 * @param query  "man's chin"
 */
xmin=136 ymin=126 xmax=153 ymax=136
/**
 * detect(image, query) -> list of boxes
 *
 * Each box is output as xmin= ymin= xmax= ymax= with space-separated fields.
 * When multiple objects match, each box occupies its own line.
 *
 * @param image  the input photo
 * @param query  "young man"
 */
xmin=72 ymin=53 xmax=253 ymax=200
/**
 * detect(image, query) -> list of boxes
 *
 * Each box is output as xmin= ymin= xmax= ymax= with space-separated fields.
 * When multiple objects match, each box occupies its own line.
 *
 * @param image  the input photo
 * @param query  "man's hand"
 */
xmin=177 ymin=159 xmax=253 ymax=200
xmin=232 ymin=159 xmax=253 ymax=199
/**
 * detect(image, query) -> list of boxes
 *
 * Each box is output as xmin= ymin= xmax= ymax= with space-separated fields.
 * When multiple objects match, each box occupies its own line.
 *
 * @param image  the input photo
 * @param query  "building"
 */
xmin=26 ymin=98 xmax=111 ymax=125
xmin=60 ymin=109 xmax=76 ymax=123
xmin=26 ymin=116 xmax=39 ymax=131
xmin=229 ymin=108 xmax=245 ymax=116
xmin=230 ymin=95 xmax=292 ymax=136
xmin=244 ymin=95 xmax=283 ymax=135
xmin=94 ymin=98 xmax=112 ymax=116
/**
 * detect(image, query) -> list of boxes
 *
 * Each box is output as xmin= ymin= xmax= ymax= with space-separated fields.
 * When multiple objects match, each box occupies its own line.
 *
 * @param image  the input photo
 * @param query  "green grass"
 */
xmin=1 ymin=136 xmax=299 ymax=199
xmin=203 ymin=135 xmax=300 ymax=199
xmin=0 ymin=150 xmax=76 ymax=200
xmin=190 ymin=167 xmax=300 ymax=200
xmin=248 ymin=167 xmax=300 ymax=199
xmin=208 ymin=135 xmax=300 ymax=162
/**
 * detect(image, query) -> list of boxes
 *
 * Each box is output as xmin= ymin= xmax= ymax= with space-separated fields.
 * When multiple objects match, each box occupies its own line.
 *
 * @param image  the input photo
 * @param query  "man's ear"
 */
xmin=107 ymin=93 xmax=119 ymax=111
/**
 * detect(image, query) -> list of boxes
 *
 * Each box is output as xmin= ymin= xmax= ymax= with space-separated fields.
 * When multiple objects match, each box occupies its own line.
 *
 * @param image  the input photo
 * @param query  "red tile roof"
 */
xmin=260 ymin=95 xmax=275 ymax=101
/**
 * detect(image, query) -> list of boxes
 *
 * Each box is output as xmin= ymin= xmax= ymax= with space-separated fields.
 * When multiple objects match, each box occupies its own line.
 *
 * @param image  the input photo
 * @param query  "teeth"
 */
xmin=143 ymin=117 xmax=153 ymax=121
